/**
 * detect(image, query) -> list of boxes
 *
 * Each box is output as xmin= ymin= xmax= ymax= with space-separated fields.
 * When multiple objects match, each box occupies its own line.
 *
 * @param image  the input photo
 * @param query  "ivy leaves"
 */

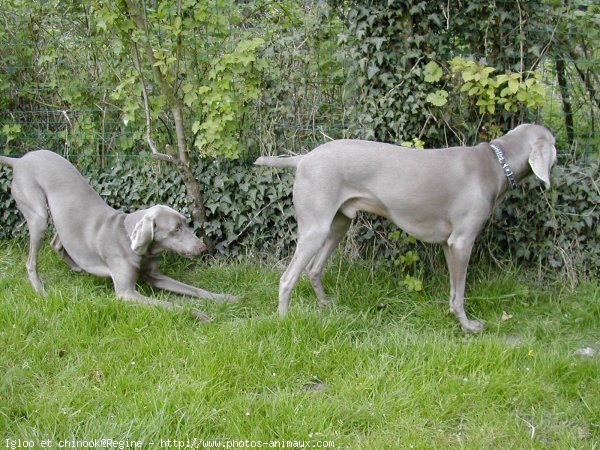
xmin=339 ymin=0 xmax=577 ymax=147
xmin=344 ymin=2 xmax=450 ymax=144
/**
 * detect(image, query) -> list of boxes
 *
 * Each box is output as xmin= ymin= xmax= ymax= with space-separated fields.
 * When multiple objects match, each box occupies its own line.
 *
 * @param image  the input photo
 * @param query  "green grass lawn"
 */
xmin=0 ymin=241 xmax=598 ymax=449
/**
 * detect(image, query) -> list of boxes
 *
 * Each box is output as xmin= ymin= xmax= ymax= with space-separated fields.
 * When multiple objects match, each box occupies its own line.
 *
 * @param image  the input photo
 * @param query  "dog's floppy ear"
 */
xmin=528 ymin=137 xmax=556 ymax=190
xmin=130 ymin=211 xmax=155 ymax=255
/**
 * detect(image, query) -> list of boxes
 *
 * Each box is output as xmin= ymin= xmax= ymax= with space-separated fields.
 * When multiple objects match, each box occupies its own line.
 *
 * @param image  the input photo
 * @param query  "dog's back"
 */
xmin=6 ymin=150 xmax=110 ymax=213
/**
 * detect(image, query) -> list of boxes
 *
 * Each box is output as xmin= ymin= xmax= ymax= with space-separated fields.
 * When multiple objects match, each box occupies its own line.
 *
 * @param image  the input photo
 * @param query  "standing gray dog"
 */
xmin=255 ymin=124 xmax=556 ymax=332
xmin=1 ymin=150 xmax=236 ymax=321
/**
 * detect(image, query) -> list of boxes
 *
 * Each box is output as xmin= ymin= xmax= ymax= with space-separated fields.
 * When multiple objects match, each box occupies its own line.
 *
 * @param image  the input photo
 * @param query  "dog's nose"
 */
xmin=197 ymin=241 xmax=207 ymax=253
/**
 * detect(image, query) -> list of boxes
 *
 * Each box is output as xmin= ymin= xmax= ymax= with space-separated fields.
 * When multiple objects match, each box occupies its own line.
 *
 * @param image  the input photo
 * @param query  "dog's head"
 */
xmin=130 ymin=205 xmax=206 ymax=257
xmin=509 ymin=124 xmax=557 ymax=189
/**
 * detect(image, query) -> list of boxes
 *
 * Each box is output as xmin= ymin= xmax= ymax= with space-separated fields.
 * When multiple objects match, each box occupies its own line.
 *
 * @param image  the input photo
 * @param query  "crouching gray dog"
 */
xmin=255 ymin=124 xmax=557 ymax=332
xmin=0 ymin=150 xmax=237 ymax=321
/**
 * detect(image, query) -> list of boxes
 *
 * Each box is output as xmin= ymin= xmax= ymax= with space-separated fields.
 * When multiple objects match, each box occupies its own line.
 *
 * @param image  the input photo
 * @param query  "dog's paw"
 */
xmin=318 ymin=298 xmax=331 ymax=309
xmin=223 ymin=294 xmax=240 ymax=303
xmin=462 ymin=319 xmax=485 ymax=333
xmin=190 ymin=309 xmax=212 ymax=323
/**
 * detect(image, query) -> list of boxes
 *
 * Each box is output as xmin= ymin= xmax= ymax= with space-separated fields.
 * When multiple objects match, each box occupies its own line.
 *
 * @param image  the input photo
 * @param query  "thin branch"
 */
xmin=517 ymin=0 xmax=524 ymax=75
xmin=516 ymin=414 xmax=536 ymax=441
xmin=174 ymin=0 xmax=183 ymax=93
xmin=474 ymin=114 xmax=486 ymax=144
xmin=125 ymin=0 xmax=180 ymax=107
xmin=418 ymin=114 xmax=432 ymax=141
xmin=528 ymin=4 xmax=566 ymax=72
xmin=319 ymin=128 xmax=334 ymax=141
xmin=383 ymin=57 xmax=424 ymax=100
xmin=132 ymin=41 xmax=173 ymax=162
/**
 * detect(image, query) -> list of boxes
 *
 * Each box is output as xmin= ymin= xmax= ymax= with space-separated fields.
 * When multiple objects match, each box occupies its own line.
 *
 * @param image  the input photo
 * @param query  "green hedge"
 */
xmin=1 ymin=156 xmax=598 ymax=277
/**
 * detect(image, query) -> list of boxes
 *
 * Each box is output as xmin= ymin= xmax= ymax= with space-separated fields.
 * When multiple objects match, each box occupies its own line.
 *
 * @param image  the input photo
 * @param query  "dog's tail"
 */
xmin=0 ymin=155 xmax=19 ymax=168
xmin=254 ymin=155 xmax=303 ymax=170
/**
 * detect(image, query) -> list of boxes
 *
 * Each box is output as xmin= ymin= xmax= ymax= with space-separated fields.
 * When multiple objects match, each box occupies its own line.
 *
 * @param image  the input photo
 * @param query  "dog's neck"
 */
xmin=489 ymin=143 xmax=517 ymax=189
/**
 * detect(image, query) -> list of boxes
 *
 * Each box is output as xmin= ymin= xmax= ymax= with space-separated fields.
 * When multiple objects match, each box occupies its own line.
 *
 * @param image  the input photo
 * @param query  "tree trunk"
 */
xmin=555 ymin=55 xmax=575 ymax=148
xmin=172 ymin=156 xmax=215 ymax=254
xmin=125 ymin=0 xmax=215 ymax=253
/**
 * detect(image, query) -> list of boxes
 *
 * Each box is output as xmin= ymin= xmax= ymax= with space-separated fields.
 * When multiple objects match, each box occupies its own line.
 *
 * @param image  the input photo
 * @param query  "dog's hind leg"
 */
xmin=50 ymin=232 xmax=82 ymax=272
xmin=12 ymin=182 xmax=48 ymax=294
xmin=306 ymin=212 xmax=352 ymax=308
xmin=278 ymin=221 xmax=334 ymax=317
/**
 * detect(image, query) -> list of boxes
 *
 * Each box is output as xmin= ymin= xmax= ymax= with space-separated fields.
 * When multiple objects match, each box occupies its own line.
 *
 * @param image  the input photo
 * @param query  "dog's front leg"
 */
xmin=443 ymin=240 xmax=485 ymax=333
xmin=110 ymin=266 xmax=211 ymax=322
xmin=143 ymin=270 xmax=238 ymax=303
xmin=140 ymin=259 xmax=238 ymax=303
